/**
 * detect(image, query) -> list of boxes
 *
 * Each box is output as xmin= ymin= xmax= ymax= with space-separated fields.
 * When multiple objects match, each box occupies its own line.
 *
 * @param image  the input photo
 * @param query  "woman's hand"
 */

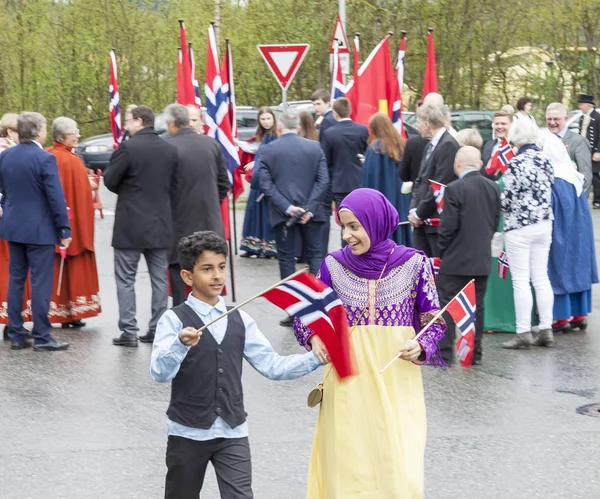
xmin=244 ymin=161 xmax=255 ymax=172
xmin=397 ymin=339 xmax=423 ymax=362
xmin=309 ymin=335 xmax=330 ymax=364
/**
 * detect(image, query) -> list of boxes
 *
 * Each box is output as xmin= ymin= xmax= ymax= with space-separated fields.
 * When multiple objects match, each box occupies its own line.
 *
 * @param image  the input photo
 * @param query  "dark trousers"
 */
xmin=333 ymin=192 xmax=350 ymax=248
xmin=165 ymin=436 xmax=252 ymax=499
xmin=436 ymin=274 xmax=488 ymax=362
xmin=321 ymin=186 xmax=333 ymax=257
xmin=274 ymin=220 xmax=324 ymax=279
xmin=169 ymin=264 xmax=187 ymax=307
xmin=7 ymin=242 xmax=55 ymax=344
xmin=413 ymin=227 xmax=439 ymax=257
xmin=593 ymin=172 xmax=600 ymax=204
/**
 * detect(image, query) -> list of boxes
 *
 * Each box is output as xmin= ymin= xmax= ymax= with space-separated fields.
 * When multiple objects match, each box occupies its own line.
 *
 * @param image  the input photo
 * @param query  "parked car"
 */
xmin=76 ymin=107 xmax=257 ymax=171
xmin=450 ymin=110 xmax=495 ymax=141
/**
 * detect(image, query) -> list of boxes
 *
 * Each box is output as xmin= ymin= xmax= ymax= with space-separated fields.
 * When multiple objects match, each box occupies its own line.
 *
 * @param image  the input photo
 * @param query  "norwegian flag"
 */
xmin=423 ymin=218 xmax=440 ymax=227
xmin=392 ymin=35 xmax=406 ymax=137
xmin=429 ymin=180 xmax=446 ymax=214
xmin=497 ymin=251 xmax=509 ymax=279
xmin=446 ymin=280 xmax=476 ymax=368
xmin=177 ymin=20 xmax=195 ymax=106
xmin=222 ymin=39 xmax=237 ymax=141
xmin=189 ymin=44 xmax=202 ymax=108
xmin=486 ymin=138 xmax=514 ymax=176
xmin=430 ymin=257 xmax=440 ymax=279
xmin=262 ymin=273 xmax=353 ymax=379
xmin=331 ymin=41 xmax=345 ymax=100
xmin=108 ymin=49 xmax=122 ymax=150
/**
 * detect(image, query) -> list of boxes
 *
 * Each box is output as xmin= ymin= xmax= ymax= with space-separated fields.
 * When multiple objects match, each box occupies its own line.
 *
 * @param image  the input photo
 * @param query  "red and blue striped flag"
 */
xmin=108 ymin=49 xmax=122 ymax=150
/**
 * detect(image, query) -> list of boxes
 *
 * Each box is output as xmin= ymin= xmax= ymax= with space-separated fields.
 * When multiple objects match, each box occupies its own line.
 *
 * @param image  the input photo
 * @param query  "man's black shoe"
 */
xmin=3 ymin=326 xmax=8 ymax=341
xmin=11 ymin=340 xmax=32 ymax=350
xmin=34 ymin=341 xmax=69 ymax=352
xmin=61 ymin=320 xmax=86 ymax=329
xmin=113 ymin=334 xmax=138 ymax=347
xmin=279 ymin=316 xmax=294 ymax=327
xmin=138 ymin=331 xmax=155 ymax=344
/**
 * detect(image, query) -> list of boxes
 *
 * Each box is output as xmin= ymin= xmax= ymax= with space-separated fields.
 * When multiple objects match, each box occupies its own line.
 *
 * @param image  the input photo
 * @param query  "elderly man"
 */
xmin=437 ymin=146 xmax=501 ymax=364
xmin=258 ymin=112 xmax=329 ymax=326
xmin=186 ymin=105 xmax=205 ymax=135
xmin=164 ymin=103 xmax=229 ymax=310
xmin=577 ymin=94 xmax=600 ymax=206
xmin=104 ymin=106 xmax=178 ymax=347
xmin=409 ymin=104 xmax=459 ymax=256
xmin=423 ymin=92 xmax=458 ymax=138
xmin=546 ymin=102 xmax=592 ymax=194
xmin=482 ymin=110 xmax=513 ymax=174
xmin=0 ymin=112 xmax=71 ymax=351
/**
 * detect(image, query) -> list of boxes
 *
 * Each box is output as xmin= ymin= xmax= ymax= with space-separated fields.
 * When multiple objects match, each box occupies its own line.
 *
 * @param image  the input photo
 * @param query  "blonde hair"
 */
xmin=0 ymin=113 xmax=18 ymax=137
xmin=456 ymin=128 xmax=483 ymax=150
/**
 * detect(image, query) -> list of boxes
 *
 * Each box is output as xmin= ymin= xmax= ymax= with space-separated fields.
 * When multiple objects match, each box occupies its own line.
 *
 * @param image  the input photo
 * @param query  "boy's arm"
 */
xmin=240 ymin=311 xmax=322 ymax=380
xmin=150 ymin=310 xmax=191 ymax=382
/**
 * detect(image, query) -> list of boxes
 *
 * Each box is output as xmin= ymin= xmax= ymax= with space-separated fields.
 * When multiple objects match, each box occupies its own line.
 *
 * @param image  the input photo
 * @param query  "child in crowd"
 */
xmin=151 ymin=231 xmax=323 ymax=499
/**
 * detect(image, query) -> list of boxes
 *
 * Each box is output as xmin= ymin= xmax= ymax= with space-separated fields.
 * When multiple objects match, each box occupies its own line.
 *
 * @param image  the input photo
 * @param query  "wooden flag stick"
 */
xmin=57 ymin=257 xmax=65 ymax=296
xmin=379 ymin=279 xmax=474 ymax=374
xmin=195 ymin=267 xmax=309 ymax=333
xmin=398 ymin=221 xmax=411 ymax=226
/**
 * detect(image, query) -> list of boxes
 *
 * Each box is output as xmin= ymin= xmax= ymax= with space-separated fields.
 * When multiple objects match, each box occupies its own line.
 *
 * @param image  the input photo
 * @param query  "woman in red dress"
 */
xmin=46 ymin=117 xmax=101 ymax=327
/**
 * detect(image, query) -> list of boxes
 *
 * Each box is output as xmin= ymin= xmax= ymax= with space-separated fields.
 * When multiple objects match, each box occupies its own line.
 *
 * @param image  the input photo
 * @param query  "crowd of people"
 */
xmin=0 ymin=88 xmax=597 ymax=498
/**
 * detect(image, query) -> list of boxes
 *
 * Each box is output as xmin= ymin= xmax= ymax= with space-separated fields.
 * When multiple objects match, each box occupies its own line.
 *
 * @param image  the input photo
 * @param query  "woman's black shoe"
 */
xmin=62 ymin=320 xmax=86 ymax=329
xmin=570 ymin=318 xmax=588 ymax=331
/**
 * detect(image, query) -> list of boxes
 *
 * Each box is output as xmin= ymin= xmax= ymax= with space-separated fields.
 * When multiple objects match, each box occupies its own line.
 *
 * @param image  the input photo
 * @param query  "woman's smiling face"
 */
xmin=340 ymin=209 xmax=371 ymax=255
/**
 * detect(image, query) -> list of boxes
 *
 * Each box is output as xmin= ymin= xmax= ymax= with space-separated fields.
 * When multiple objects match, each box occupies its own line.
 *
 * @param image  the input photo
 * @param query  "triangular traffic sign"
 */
xmin=257 ymin=44 xmax=310 ymax=91
xmin=330 ymin=14 xmax=349 ymax=53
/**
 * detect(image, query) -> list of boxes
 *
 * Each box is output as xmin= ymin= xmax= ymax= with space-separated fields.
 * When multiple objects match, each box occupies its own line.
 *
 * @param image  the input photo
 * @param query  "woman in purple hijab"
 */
xmin=294 ymin=188 xmax=446 ymax=498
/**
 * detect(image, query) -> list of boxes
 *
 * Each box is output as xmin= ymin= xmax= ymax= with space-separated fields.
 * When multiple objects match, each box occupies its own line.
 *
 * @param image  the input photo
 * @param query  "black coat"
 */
xmin=258 ymin=133 xmax=329 ymax=227
xmin=482 ymin=138 xmax=497 ymax=170
xmin=104 ymin=127 xmax=178 ymax=249
xmin=580 ymin=109 xmax=600 ymax=172
xmin=410 ymin=130 xmax=459 ymax=233
xmin=165 ymin=128 xmax=230 ymax=263
xmin=399 ymin=135 xmax=429 ymax=183
xmin=321 ymin=120 xmax=369 ymax=194
xmin=438 ymin=170 xmax=501 ymax=276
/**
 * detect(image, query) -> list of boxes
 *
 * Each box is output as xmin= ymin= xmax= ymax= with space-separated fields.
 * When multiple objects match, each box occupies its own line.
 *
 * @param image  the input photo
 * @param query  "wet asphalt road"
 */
xmin=1 ymin=187 xmax=600 ymax=499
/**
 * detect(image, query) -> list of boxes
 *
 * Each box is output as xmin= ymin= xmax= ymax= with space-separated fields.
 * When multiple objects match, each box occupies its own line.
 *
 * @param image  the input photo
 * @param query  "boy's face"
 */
xmin=312 ymin=98 xmax=329 ymax=116
xmin=181 ymin=251 xmax=227 ymax=305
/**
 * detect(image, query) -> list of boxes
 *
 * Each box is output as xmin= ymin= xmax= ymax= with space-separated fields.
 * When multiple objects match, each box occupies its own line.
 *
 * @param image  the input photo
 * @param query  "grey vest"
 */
xmin=167 ymin=303 xmax=247 ymax=430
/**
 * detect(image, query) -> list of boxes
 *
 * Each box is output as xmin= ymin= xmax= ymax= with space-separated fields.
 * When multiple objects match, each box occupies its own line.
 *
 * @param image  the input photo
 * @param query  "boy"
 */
xmin=151 ymin=231 xmax=322 ymax=499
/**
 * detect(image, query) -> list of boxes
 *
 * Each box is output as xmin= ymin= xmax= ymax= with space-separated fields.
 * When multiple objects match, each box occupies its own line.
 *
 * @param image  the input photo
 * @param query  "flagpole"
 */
xmin=379 ymin=279 xmax=475 ymax=374
xmin=195 ymin=267 xmax=309 ymax=333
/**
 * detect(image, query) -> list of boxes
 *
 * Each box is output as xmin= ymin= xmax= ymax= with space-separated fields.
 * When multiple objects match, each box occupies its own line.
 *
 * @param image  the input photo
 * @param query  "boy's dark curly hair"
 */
xmin=177 ymin=231 xmax=228 ymax=272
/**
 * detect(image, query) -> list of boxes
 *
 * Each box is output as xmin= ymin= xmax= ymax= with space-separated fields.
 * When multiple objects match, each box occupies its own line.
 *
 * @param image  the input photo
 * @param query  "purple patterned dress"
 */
xmin=295 ymin=253 xmax=445 ymax=498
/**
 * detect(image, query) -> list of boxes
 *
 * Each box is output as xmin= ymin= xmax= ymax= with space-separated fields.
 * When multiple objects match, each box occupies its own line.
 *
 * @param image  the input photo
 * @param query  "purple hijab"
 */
xmin=329 ymin=188 xmax=418 ymax=279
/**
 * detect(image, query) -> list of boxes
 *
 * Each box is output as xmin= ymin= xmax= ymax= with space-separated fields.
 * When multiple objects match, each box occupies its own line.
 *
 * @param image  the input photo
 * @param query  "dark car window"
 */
xmin=465 ymin=113 xmax=492 ymax=131
xmin=451 ymin=114 xmax=462 ymax=130
xmin=237 ymin=111 xmax=257 ymax=129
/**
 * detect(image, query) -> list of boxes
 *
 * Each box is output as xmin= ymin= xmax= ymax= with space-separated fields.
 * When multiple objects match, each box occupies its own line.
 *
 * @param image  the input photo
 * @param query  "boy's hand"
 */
xmin=179 ymin=327 xmax=202 ymax=347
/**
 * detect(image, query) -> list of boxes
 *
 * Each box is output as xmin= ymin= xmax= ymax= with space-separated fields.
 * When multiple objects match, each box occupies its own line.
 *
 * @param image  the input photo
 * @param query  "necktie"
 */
xmin=424 ymin=142 xmax=434 ymax=162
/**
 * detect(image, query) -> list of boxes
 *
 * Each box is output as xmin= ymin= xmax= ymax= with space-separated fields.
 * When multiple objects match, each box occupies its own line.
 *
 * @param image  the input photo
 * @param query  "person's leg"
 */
xmin=592 ymin=172 xmax=600 ymax=205
xmin=273 ymin=223 xmax=296 ymax=280
xmin=529 ymin=221 xmax=555 ymax=345
xmin=164 ymin=436 xmax=212 ymax=499
xmin=169 ymin=264 xmax=187 ymax=307
xmin=144 ymin=249 xmax=169 ymax=334
xmin=332 ymin=192 xmax=349 ymax=248
xmin=412 ymin=227 xmax=432 ymax=256
xmin=211 ymin=437 xmax=253 ymax=499
xmin=300 ymin=221 xmax=325 ymax=276
xmin=7 ymin=242 xmax=29 ymax=342
xmin=503 ymin=227 xmax=535 ymax=348
xmin=114 ymin=248 xmax=141 ymax=336
xmin=436 ymin=274 xmax=467 ymax=362
xmin=427 ymin=232 xmax=440 ymax=257
xmin=474 ymin=276 xmax=489 ymax=360
xmin=321 ymin=186 xmax=332 ymax=257
xmin=27 ymin=244 xmax=56 ymax=344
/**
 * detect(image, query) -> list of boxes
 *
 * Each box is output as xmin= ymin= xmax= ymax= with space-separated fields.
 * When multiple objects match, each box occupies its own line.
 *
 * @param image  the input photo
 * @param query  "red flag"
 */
xmin=423 ymin=217 xmax=440 ymax=227
xmin=189 ymin=44 xmax=202 ymax=108
xmin=428 ymin=180 xmax=446 ymax=214
xmin=222 ymin=40 xmax=237 ymax=141
xmin=422 ymin=30 xmax=438 ymax=99
xmin=176 ymin=47 xmax=185 ymax=104
xmin=486 ymin=138 xmax=515 ymax=176
xmin=177 ymin=20 xmax=195 ymax=105
xmin=446 ymin=281 xmax=476 ymax=368
xmin=345 ymin=35 xmax=397 ymax=126
xmin=108 ymin=49 xmax=122 ymax=150
xmin=262 ymin=273 xmax=353 ymax=379
xmin=429 ymin=257 xmax=440 ymax=279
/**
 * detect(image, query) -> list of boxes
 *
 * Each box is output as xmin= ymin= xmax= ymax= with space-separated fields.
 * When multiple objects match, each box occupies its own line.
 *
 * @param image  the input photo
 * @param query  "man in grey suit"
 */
xmin=163 ymin=104 xmax=230 ymax=310
xmin=546 ymin=102 xmax=592 ymax=194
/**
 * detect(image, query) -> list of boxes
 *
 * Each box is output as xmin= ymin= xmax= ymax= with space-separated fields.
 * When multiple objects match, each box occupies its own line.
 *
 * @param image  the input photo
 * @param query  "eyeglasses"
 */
xmin=66 ymin=129 xmax=80 ymax=136
xmin=545 ymin=118 xmax=565 ymax=122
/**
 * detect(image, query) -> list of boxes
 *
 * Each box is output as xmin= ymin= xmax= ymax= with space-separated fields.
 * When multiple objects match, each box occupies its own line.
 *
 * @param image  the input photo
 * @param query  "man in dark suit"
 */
xmin=0 ymin=112 xmax=71 ymax=351
xmin=321 ymin=97 xmax=369 ymax=245
xmin=163 ymin=104 xmax=230 ymax=311
xmin=104 ymin=106 xmax=178 ymax=347
xmin=481 ymin=110 xmax=512 ymax=174
xmin=408 ymin=104 xmax=459 ymax=256
xmin=436 ymin=146 xmax=501 ymax=364
xmin=577 ymin=94 xmax=600 ymax=206
xmin=259 ymin=112 xmax=328 ymax=322
xmin=312 ymin=89 xmax=338 ymax=255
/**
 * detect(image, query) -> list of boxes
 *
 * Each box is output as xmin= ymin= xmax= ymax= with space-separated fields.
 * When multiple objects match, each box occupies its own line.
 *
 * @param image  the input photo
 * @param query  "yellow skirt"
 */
xmin=307 ymin=325 xmax=426 ymax=499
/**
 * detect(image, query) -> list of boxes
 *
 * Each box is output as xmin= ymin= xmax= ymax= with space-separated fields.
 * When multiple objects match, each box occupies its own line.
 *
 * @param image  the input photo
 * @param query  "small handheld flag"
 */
xmin=486 ymin=138 xmax=514 ymax=176
xmin=423 ymin=217 xmax=440 ymax=227
xmin=428 ymin=180 xmax=446 ymax=214
xmin=446 ymin=280 xmax=477 ymax=368
xmin=497 ymin=251 xmax=509 ymax=279
xmin=430 ymin=257 xmax=440 ymax=279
